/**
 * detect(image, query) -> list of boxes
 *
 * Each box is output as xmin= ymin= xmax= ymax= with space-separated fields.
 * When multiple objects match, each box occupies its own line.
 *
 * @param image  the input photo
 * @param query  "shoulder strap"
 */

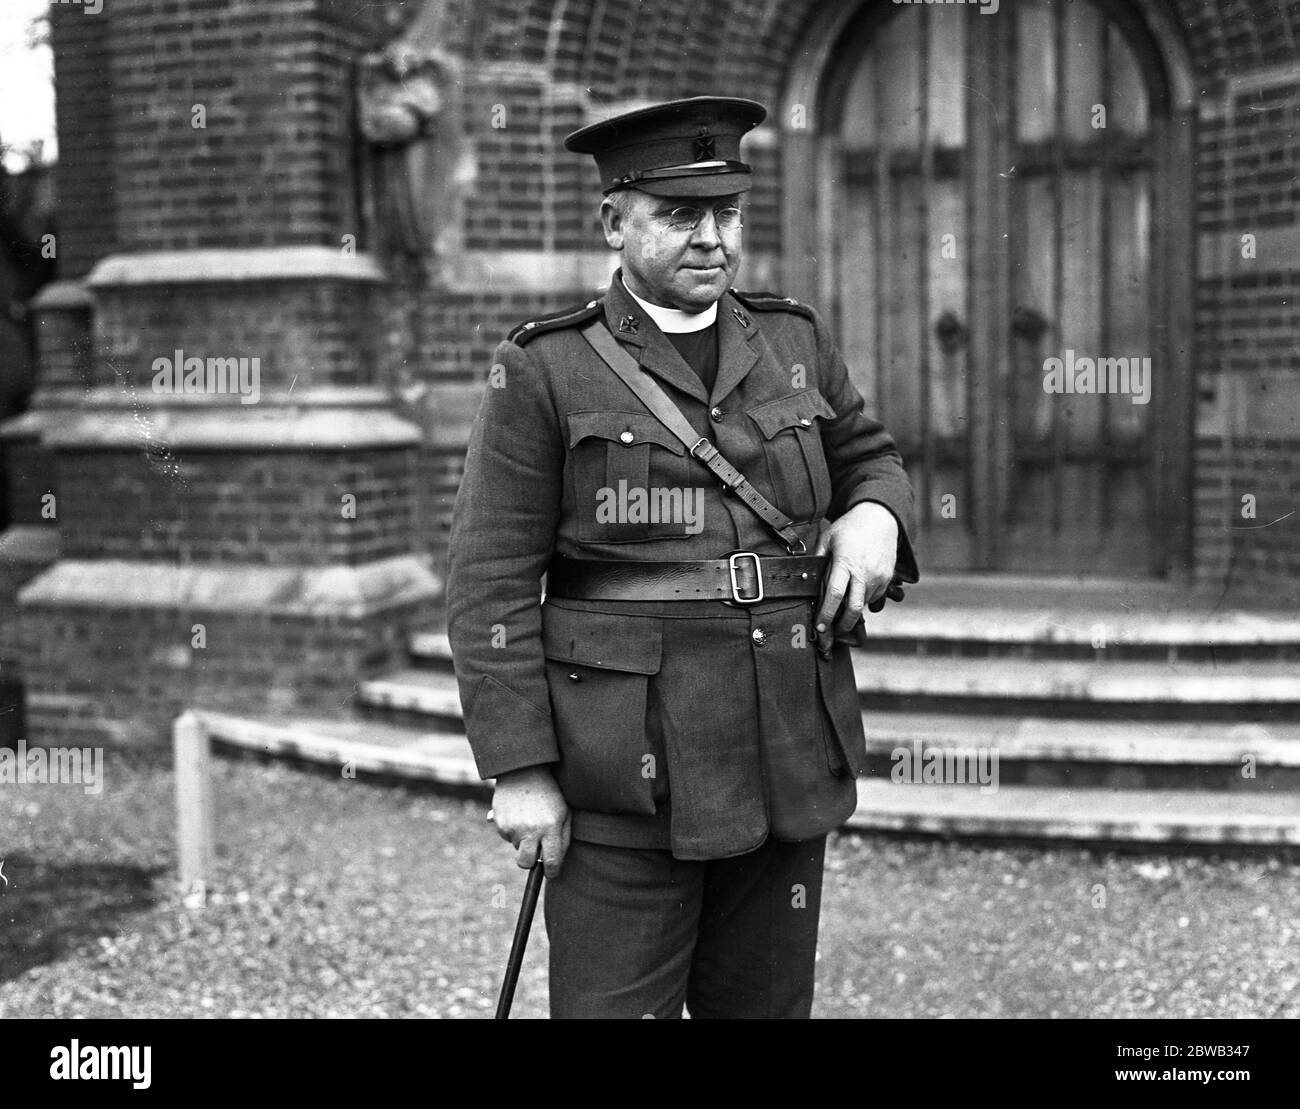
xmin=579 ymin=320 xmax=807 ymax=555
xmin=508 ymin=299 xmax=602 ymax=346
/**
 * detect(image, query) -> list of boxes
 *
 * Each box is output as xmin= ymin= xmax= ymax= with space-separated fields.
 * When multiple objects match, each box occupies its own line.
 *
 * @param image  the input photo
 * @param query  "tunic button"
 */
xmin=710 ymin=406 xmax=724 ymax=422
xmin=568 ymin=672 xmax=581 ymax=682
xmin=619 ymin=431 xmax=634 ymax=445
xmin=751 ymin=628 xmax=767 ymax=646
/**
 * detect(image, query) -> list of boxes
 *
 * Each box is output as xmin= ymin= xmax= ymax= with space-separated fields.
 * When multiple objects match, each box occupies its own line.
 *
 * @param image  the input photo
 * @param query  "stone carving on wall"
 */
xmin=357 ymin=0 xmax=473 ymax=266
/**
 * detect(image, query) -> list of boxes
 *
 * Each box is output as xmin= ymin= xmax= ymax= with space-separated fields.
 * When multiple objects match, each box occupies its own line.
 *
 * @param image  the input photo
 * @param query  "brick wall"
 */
xmin=106 ymin=0 xmax=375 ymax=253
xmin=33 ymin=303 xmax=94 ymax=390
xmin=1195 ymin=437 xmax=1300 ymax=602
xmin=3 ymin=439 xmax=52 ymax=527
xmin=56 ymin=448 xmax=415 ymax=567
xmin=462 ymin=73 xmax=589 ymax=251
xmin=49 ymin=5 xmax=116 ymax=280
xmin=48 ymin=0 xmax=388 ymax=269
xmin=1196 ymin=270 xmax=1299 ymax=377
xmin=384 ymin=286 xmax=585 ymax=385
xmin=742 ymin=141 xmax=782 ymax=259
xmin=1193 ymin=65 xmax=1300 ymax=595
xmin=1198 ymin=85 xmax=1300 ymax=233
xmin=20 ymin=597 xmax=431 ymax=750
xmin=94 ymin=280 xmax=379 ymax=392
xmin=456 ymin=54 xmax=782 ymax=258
xmin=1196 ymin=75 xmax=1300 ymax=389
xmin=417 ymin=446 xmax=470 ymax=575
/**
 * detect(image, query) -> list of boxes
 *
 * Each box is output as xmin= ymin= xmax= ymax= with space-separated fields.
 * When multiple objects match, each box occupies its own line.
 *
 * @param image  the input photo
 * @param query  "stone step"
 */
xmin=359 ymin=668 xmax=463 ymax=721
xmin=194 ymin=709 xmax=481 ymax=787
xmin=898 ymin=576 xmax=1299 ymax=658
xmin=356 ymin=669 xmax=1300 ymax=770
xmin=849 ymin=655 xmax=1300 ymax=710
xmin=409 ymin=631 xmax=1300 ymax=709
xmin=409 ymin=630 xmax=453 ymax=667
xmin=868 ymin=605 xmax=1300 ymax=649
xmin=874 ymin=573 xmax=1290 ymax=626
xmin=848 ymin=780 xmax=1300 ymax=845
xmin=188 ymin=710 xmax=1300 ymax=845
xmin=864 ymin=713 xmax=1300 ymax=767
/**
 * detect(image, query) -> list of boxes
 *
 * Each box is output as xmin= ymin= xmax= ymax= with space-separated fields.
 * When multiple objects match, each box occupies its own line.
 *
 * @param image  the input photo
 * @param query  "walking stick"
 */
xmin=495 ymin=861 xmax=545 ymax=1019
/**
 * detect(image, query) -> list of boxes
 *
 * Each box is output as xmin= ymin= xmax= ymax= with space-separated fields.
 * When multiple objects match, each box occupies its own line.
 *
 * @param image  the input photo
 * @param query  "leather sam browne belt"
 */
xmin=547 ymin=552 xmax=827 ymax=605
xmin=564 ymin=321 xmax=911 ymax=610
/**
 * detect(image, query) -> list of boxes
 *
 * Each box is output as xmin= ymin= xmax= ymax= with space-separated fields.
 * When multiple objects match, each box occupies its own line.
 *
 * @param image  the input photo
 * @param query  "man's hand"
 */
xmin=812 ymin=501 xmax=899 ymax=652
xmin=490 ymin=765 xmax=571 ymax=879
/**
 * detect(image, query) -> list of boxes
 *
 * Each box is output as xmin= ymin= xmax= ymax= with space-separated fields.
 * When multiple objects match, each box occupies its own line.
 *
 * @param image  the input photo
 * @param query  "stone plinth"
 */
xmin=15 ymin=249 xmax=441 ymax=750
xmin=20 ymin=556 xmax=439 ymax=748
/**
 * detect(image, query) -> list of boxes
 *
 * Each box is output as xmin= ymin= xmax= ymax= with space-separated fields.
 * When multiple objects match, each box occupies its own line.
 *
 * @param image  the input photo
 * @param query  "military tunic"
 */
xmin=446 ymin=270 xmax=918 ymax=861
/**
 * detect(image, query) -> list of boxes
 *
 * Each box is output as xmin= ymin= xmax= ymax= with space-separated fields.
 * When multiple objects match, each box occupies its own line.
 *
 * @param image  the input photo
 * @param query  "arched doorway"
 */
xmin=783 ymin=0 xmax=1196 ymax=578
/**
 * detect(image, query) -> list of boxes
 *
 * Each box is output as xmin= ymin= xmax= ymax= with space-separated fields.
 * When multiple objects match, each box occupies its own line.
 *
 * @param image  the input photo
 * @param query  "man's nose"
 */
xmin=690 ymin=212 xmax=723 ymax=248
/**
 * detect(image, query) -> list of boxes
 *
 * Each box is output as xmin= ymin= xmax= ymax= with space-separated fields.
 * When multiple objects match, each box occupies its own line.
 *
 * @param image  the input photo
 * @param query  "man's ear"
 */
xmin=600 ymin=198 xmax=624 ymax=250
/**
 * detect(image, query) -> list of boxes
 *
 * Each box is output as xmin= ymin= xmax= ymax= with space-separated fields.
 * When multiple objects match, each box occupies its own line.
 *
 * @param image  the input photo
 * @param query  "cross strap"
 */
xmin=579 ymin=320 xmax=808 ymax=555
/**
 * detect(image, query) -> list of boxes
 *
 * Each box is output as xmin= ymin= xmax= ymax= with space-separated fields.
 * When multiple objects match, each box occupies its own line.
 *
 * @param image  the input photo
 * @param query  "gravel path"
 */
xmin=1 ymin=757 xmax=1297 ymax=1019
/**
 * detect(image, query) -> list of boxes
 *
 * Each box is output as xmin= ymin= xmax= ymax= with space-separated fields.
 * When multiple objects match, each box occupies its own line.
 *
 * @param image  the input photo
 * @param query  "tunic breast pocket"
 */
xmin=567 ymin=411 xmax=702 ymax=542
xmin=746 ymin=390 xmax=838 ymax=522
xmin=542 ymin=605 xmax=665 ymax=815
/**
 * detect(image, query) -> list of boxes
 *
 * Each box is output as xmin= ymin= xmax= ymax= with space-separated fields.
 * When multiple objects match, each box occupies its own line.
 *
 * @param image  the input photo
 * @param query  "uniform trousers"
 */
xmin=543 ymin=833 xmax=827 ymax=1019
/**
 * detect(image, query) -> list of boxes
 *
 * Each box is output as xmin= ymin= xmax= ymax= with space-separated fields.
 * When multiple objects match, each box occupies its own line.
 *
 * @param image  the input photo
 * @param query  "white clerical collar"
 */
xmin=621 ymin=277 xmax=718 ymax=333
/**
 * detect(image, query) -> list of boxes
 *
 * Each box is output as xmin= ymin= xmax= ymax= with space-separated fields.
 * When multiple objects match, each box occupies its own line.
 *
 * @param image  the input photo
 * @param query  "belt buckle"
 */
xmin=727 ymin=551 xmax=764 ymax=604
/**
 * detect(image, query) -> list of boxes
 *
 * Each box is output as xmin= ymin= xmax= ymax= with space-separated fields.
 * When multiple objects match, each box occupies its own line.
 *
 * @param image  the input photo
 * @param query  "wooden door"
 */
xmin=827 ymin=0 xmax=1176 ymax=576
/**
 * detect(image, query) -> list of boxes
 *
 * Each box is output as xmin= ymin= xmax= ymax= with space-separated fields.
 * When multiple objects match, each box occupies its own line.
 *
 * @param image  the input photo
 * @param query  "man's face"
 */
xmin=601 ymin=189 xmax=744 ymax=311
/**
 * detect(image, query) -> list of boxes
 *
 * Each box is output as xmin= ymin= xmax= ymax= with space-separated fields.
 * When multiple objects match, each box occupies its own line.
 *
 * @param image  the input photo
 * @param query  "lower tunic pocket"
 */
xmin=542 ymin=604 xmax=664 ymax=815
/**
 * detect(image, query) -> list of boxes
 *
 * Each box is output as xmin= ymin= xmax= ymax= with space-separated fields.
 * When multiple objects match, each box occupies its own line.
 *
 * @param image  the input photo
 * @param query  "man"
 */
xmin=447 ymin=96 xmax=918 ymax=1018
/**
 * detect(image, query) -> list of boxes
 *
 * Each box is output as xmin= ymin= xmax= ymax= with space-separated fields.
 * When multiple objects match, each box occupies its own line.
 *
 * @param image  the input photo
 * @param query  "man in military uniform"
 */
xmin=447 ymin=96 xmax=918 ymax=1018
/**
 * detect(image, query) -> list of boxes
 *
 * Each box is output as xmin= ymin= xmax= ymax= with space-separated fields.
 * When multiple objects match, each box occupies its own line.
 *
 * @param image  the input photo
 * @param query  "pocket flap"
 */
xmin=542 ymin=604 xmax=663 ymax=674
xmin=567 ymin=411 xmax=686 ymax=455
xmin=746 ymin=391 xmax=837 ymax=439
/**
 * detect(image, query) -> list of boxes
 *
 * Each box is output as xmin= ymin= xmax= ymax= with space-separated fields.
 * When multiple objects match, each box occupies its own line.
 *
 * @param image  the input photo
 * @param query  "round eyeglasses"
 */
xmin=662 ymin=206 xmax=743 ymax=233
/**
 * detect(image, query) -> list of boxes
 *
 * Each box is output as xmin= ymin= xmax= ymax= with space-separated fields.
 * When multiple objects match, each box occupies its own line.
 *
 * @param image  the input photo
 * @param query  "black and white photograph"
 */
xmin=0 ymin=0 xmax=1297 ymax=1068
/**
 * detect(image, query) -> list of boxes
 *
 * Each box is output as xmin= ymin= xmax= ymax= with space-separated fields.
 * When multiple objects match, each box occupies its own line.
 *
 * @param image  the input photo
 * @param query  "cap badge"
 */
xmin=693 ymin=128 xmax=716 ymax=162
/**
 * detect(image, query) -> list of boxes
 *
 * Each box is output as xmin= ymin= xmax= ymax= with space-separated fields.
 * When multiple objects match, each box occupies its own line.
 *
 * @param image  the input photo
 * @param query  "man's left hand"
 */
xmin=812 ymin=501 xmax=899 ymax=651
